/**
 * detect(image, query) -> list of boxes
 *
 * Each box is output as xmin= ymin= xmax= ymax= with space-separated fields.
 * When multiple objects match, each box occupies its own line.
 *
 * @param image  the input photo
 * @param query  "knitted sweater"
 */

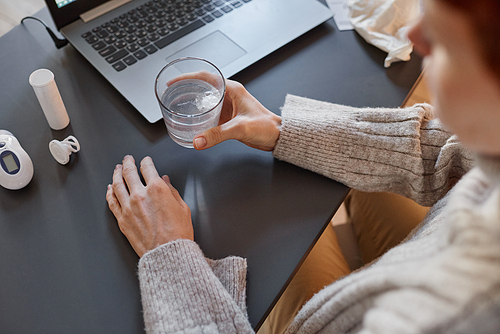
xmin=138 ymin=95 xmax=500 ymax=333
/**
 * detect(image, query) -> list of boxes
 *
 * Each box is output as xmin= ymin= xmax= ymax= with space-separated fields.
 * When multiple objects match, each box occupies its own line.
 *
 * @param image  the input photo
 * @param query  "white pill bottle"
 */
xmin=29 ymin=69 xmax=70 ymax=130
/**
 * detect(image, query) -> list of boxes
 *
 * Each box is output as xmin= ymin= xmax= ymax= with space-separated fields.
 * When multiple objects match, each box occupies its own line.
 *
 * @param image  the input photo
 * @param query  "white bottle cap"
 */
xmin=29 ymin=69 xmax=70 ymax=130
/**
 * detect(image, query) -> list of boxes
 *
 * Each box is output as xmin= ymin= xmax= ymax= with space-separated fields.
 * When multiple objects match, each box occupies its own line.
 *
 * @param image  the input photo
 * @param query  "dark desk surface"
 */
xmin=0 ymin=4 xmax=421 ymax=333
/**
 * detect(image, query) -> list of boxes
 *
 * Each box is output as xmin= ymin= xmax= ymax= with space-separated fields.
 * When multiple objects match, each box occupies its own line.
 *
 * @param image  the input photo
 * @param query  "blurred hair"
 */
xmin=437 ymin=0 xmax=500 ymax=84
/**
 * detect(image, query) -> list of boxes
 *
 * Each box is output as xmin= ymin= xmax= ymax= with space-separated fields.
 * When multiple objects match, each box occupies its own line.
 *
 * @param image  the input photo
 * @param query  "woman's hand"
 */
xmin=193 ymin=80 xmax=282 ymax=151
xmin=106 ymin=155 xmax=193 ymax=257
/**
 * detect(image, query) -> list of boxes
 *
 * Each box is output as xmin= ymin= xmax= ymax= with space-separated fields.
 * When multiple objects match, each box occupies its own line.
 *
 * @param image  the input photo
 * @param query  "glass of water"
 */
xmin=155 ymin=57 xmax=226 ymax=148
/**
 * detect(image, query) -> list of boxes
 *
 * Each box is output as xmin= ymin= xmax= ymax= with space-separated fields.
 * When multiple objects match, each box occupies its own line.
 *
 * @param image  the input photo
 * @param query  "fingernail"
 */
xmin=194 ymin=137 xmax=206 ymax=149
xmin=107 ymin=184 xmax=112 ymax=190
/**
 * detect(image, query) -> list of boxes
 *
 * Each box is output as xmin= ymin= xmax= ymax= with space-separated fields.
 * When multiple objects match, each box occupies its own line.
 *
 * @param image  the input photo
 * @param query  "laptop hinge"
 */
xmin=80 ymin=0 xmax=132 ymax=23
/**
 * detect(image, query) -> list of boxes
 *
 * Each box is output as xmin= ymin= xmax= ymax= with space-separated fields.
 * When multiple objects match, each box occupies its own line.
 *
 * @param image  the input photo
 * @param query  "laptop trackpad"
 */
xmin=165 ymin=31 xmax=247 ymax=69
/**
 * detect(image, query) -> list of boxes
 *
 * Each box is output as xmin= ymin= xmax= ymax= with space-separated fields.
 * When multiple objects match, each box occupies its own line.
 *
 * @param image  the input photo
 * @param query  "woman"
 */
xmin=106 ymin=0 xmax=500 ymax=332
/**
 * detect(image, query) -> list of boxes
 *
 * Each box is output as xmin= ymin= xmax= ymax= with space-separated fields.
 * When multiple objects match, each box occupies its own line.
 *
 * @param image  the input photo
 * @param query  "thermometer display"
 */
xmin=2 ymin=152 xmax=19 ymax=173
xmin=0 ymin=131 xmax=33 ymax=190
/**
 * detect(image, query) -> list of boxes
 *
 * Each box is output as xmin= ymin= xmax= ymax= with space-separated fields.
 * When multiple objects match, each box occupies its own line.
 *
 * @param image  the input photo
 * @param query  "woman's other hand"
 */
xmin=106 ymin=155 xmax=193 ymax=257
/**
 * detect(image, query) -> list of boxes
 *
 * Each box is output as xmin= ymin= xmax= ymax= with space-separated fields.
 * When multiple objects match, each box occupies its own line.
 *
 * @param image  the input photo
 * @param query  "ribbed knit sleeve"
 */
xmin=273 ymin=94 xmax=474 ymax=206
xmin=138 ymin=239 xmax=253 ymax=334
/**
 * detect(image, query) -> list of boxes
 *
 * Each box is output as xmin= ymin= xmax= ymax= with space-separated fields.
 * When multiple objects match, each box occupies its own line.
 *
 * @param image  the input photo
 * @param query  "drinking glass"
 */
xmin=155 ymin=57 xmax=226 ymax=148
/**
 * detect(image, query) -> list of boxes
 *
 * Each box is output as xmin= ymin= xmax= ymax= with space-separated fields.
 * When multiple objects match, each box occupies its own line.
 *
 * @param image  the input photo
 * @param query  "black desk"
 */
xmin=0 ymin=4 xmax=421 ymax=333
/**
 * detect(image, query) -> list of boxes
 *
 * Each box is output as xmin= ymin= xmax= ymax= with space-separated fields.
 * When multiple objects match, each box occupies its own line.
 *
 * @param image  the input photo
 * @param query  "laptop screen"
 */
xmin=55 ymin=0 xmax=78 ymax=8
xmin=45 ymin=0 xmax=108 ymax=30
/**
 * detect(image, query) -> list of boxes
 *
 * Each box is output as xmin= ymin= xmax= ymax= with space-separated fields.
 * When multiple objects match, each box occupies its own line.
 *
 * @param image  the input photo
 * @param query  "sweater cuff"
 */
xmin=206 ymin=257 xmax=248 ymax=314
xmin=272 ymin=94 xmax=446 ymax=204
xmin=138 ymin=240 xmax=251 ymax=333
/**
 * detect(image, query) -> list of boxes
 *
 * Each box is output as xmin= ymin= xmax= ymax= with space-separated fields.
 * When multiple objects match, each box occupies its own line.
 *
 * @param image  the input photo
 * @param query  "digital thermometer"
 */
xmin=0 ymin=130 xmax=34 ymax=190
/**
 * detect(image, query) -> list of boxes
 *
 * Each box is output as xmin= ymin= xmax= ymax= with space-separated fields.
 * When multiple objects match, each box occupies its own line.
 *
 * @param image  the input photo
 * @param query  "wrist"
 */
xmin=271 ymin=114 xmax=282 ymax=149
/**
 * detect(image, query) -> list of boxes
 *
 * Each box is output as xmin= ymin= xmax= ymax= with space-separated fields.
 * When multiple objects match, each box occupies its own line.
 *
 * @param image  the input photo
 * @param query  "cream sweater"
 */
xmin=138 ymin=95 xmax=500 ymax=333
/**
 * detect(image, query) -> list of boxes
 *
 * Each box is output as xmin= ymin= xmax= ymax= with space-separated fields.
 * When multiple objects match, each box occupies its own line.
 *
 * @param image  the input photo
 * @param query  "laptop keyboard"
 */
xmin=81 ymin=0 xmax=252 ymax=72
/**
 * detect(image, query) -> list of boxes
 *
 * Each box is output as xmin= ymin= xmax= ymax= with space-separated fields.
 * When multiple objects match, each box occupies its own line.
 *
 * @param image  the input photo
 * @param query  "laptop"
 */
xmin=44 ymin=0 xmax=332 ymax=123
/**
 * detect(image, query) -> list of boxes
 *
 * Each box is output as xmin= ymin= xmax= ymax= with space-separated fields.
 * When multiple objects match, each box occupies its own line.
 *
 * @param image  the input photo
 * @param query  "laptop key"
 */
xmin=167 ymin=22 xmax=179 ymax=30
xmin=117 ymin=20 xmax=129 ymax=28
xmin=145 ymin=44 xmax=158 ymax=54
xmin=136 ymin=20 xmax=147 ymax=28
xmin=146 ymin=24 xmax=157 ymax=32
xmin=212 ymin=10 xmax=223 ymax=18
xmin=195 ymin=8 xmax=206 ymax=16
xmin=137 ymin=10 xmax=148 ymax=18
xmin=115 ymin=30 xmax=127 ymax=39
xmin=92 ymin=41 xmax=107 ymax=50
xmin=99 ymin=45 xmax=117 ymax=57
xmin=156 ymin=1 xmax=166 ymax=8
xmin=136 ymin=30 xmax=148 ymax=38
xmin=178 ymin=18 xmax=189 ymax=26
xmin=156 ymin=19 xmax=167 ymax=27
xmin=85 ymin=35 xmax=98 ymax=44
xmin=112 ymin=61 xmax=127 ymax=71
xmin=148 ymin=33 xmax=160 ymax=41
xmin=96 ymin=30 xmax=109 ymax=38
xmin=127 ymin=15 xmax=139 ymax=23
xmin=125 ymin=25 xmax=137 ymax=33
xmin=137 ymin=38 xmax=150 ymax=47
xmin=127 ymin=43 xmax=140 ymax=52
xmin=104 ymin=35 xmax=117 ymax=44
xmin=202 ymin=15 xmax=214 ymax=23
xmin=105 ymin=49 xmax=128 ymax=63
xmin=123 ymin=55 xmax=137 ymax=66
xmin=134 ymin=50 xmax=148 ymax=60
xmin=155 ymin=19 xmax=205 ymax=49
xmin=125 ymin=34 xmax=137 ymax=43
xmin=106 ymin=25 xmax=119 ymax=34
xmin=115 ymin=40 xmax=127 ymax=49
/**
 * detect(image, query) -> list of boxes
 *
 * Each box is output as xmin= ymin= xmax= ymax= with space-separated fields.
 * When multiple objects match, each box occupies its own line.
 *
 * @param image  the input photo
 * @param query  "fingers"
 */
xmin=167 ymin=70 xmax=223 ymax=88
xmin=193 ymin=125 xmax=225 ymax=150
xmin=225 ymin=79 xmax=246 ymax=99
xmin=193 ymin=119 xmax=241 ymax=150
xmin=161 ymin=174 xmax=171 ymax=184
xmin=121 ymin=155 xmax=143 ymax=192
xmin=140 ymin=156 xmax=160 ymax=185
xmin=106 ymin=183 xmax=121 ymax=218
xmin=110 ymin=155 xmax=185 ymax=208
xmin=111 ymin=164 xmax=130 ymax=205
xmin=161 ymin=175 xmax=185 ymax=205
xmin=142 ymin=158 xmax=186 ymax=206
